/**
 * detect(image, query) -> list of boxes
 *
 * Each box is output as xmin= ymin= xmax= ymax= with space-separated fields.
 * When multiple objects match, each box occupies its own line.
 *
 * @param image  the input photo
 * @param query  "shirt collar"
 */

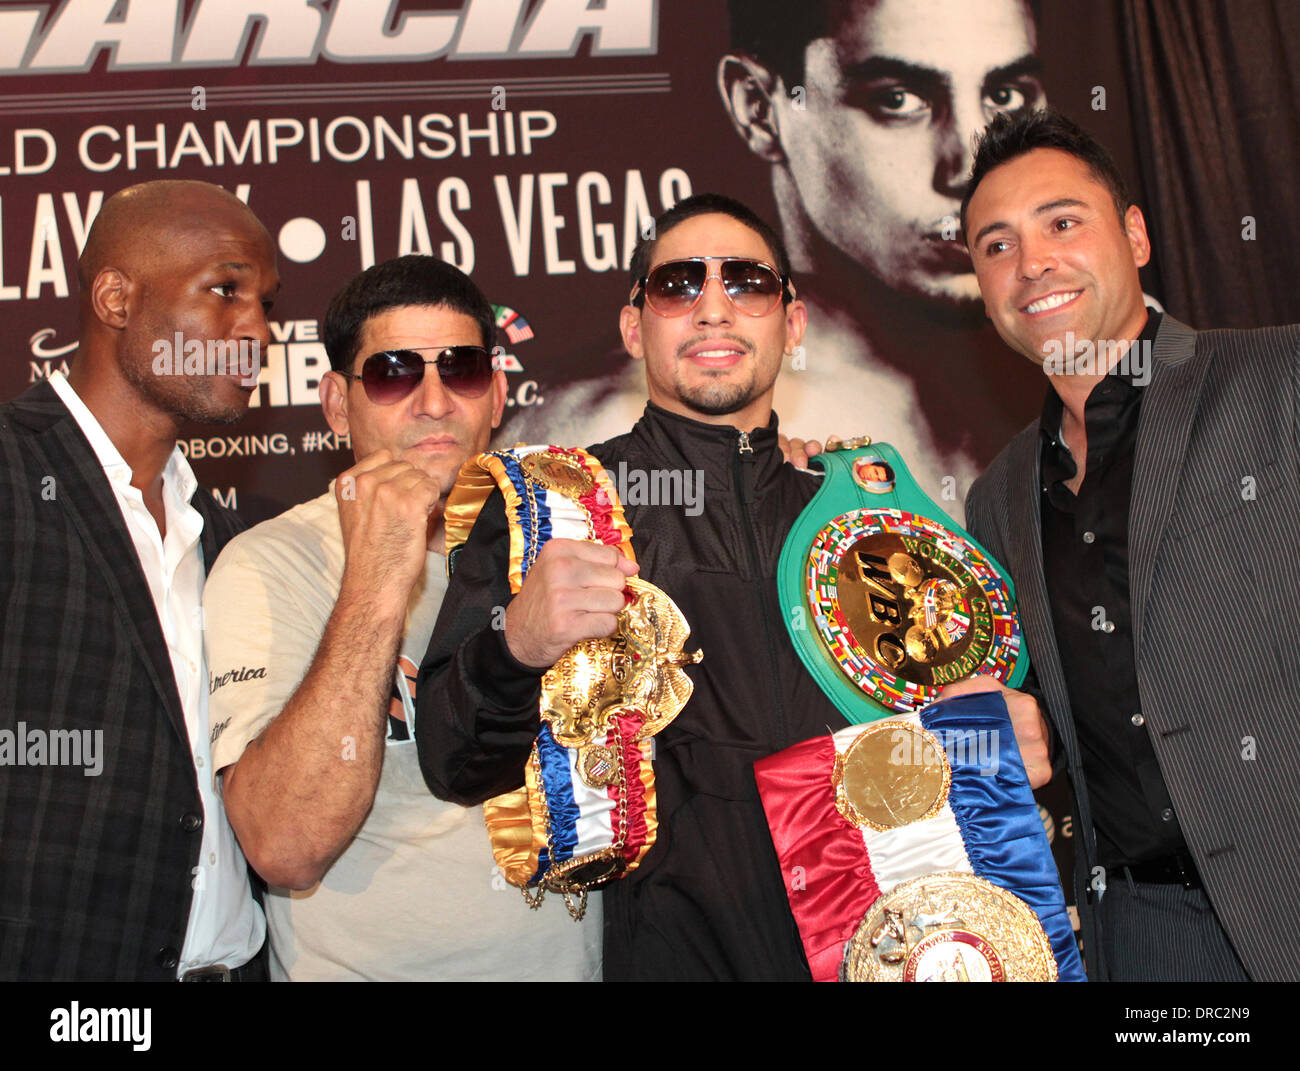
xmin=48 ymin=370 xmax=198 ymax=504
xmin=1038 ymin=308 xmax=1161 ymax=445
xmin=624 ymin=401 xmax=786 ymax=495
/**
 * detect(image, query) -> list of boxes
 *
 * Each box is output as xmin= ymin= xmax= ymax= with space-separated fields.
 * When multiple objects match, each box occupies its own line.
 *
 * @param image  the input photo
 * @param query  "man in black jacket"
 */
xmin=420 ymin=192 xmax=1055 ymax=979
xmin=416 ymin=194 xmax=849 ymax=979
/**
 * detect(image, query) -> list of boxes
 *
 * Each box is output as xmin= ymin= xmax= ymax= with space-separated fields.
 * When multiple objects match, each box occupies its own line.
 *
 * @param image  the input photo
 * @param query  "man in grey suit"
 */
xmin=960 ymin=108 xmax=1300 ymax=981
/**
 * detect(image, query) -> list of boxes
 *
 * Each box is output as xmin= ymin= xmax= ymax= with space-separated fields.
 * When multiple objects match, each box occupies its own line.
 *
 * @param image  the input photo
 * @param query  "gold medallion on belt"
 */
xmin=540 ymin=575 xmax=702 ymax=787
xmin=832 ymin=720 xmax=951 ymax=831
xmin=519 ymin=450 xmax=597 ymax=497
xmin=842 ymin=872 xmax=1058 ymax=982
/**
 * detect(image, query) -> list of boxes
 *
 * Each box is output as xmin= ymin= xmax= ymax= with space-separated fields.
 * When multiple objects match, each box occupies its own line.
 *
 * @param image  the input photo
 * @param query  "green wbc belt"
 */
xmin=780 ymin=438 xmax=1028 ymax=725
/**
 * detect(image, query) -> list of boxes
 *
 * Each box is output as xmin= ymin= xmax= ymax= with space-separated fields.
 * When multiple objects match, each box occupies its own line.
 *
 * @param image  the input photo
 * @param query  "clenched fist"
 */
xmin=335 ymin=449 xmax=442 ymax=606
xmin=504 ymin=539 xmax=640 ymax=669
xmin=938 ymin=674 xmax=1052 ymax=789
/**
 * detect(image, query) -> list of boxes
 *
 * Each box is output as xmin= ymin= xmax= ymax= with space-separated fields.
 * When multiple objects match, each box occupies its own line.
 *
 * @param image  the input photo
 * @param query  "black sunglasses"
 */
xmin=339 ymin=346 xmax=493 ymax=405
xmin=630 ymin=257 xmax=793 ymax=318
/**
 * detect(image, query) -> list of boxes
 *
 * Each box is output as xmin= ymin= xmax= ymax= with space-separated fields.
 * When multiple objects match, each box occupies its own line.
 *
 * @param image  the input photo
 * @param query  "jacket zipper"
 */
xmin=733 ymin=429 xmax=788 ymax=746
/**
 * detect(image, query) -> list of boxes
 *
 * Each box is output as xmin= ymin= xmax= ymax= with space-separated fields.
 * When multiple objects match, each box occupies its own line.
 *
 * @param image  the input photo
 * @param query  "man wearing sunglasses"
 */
xmin=202 ymin=256 xmax=601 ymax=980
xmin=417 ymin=194 xmax=856 ymax=981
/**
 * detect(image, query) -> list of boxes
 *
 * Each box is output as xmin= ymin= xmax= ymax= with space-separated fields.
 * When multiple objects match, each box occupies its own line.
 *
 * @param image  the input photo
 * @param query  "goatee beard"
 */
xmin=676 ymin=376 xmax=755 ymax=417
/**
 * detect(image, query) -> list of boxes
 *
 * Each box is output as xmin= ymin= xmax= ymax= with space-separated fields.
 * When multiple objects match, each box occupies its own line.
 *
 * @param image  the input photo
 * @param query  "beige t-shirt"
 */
xmin=203 ymin=490 xmax=601 ymax=981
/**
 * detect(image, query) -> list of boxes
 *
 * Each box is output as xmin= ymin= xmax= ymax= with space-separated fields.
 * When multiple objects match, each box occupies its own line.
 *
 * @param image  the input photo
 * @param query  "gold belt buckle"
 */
xmin=539 ymin=575 xmax=701 ymax=748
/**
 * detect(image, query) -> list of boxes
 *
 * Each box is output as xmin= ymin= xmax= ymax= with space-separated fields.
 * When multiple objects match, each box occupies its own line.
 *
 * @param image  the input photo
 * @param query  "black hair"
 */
xmin=322 ymin=255 xmax=496 ymax=372
xmin=725 ymin=0 xmax=829 ymax=85
xmin=961 ymin=107 xmax=1132 ymax=238
xmin=628 ymin=192 xmax=792 ymax=301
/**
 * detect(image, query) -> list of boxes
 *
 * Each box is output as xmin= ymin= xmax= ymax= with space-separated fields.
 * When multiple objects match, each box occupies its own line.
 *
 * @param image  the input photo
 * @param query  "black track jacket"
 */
xmin=416 ymin=403 xmax=848 ymax=980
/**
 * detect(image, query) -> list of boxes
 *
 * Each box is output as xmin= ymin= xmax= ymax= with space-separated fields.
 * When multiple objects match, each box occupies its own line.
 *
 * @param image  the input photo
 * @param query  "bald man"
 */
xmin=0 ymin=180 xmax=280 ymax=981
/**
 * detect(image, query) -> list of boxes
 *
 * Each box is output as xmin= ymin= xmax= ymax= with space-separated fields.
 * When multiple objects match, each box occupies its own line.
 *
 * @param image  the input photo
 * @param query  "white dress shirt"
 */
xmin=50 ymin=372 xmax=265 ymax=976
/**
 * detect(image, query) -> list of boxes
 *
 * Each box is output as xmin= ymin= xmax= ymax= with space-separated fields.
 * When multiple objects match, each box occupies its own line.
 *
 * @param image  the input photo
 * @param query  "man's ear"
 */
xmin=90 ymin=268 xmax=130 ymax=330
xmin=489 ymin=368 xmax=508 ymax=430
xmin=319 ymin=370 xmax=351 ymax=439
xmin=783 ymin=299 xmax=808 ymax=356
xmin=717 ymin=53 xmax=785 ymax=164
xmin=620 ymin=305 xmax=645 ymax=362
xmin=1124 ymin=204 xmax=1152 ymax=269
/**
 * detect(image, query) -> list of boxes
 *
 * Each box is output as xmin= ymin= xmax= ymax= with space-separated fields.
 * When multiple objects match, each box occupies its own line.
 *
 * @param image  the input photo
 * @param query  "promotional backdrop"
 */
xmin=4 ymin=0 xmax=1298 ymax=926
xmin=1 ymin=0 xmax=1159 ymax=517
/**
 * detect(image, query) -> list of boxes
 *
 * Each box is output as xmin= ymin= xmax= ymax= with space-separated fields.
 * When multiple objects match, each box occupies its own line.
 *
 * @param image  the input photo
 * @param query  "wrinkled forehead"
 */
xmin=819 ymin=0 xmax=1037 ymax=82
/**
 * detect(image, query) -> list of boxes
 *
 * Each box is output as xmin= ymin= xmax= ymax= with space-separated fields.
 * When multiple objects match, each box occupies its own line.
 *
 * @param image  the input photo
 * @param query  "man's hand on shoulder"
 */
xmin=778 ymin=433 xmax=852 ymax=470
xmin=335 ymin=449 xmax=441 ymax=603
xmin=778 ymin=433 xmax=824 ymax=470
xmin=938 ymin=674 xmax=1052 ymax=789
xmin=503 ymin=539 xmax=639 ymax=669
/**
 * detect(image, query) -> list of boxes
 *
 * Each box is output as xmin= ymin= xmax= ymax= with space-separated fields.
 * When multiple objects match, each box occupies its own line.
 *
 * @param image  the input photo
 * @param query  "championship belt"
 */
xmin=444 ymin=445 xmax=701 ymax=920
xmin=757 ymin=437 xmax=1084 ymax=981
xmin=780 ymin=438 xmax=1027 ymax=718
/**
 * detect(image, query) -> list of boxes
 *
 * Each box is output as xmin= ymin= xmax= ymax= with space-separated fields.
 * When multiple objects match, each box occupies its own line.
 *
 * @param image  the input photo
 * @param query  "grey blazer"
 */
xmin=966 ymin=315 xmax=1300 ymax=982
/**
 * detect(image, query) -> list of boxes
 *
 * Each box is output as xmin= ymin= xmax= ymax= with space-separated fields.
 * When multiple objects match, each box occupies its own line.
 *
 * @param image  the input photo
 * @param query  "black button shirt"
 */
xmin=1039 ymin=311 xmax=1189 ymax=869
